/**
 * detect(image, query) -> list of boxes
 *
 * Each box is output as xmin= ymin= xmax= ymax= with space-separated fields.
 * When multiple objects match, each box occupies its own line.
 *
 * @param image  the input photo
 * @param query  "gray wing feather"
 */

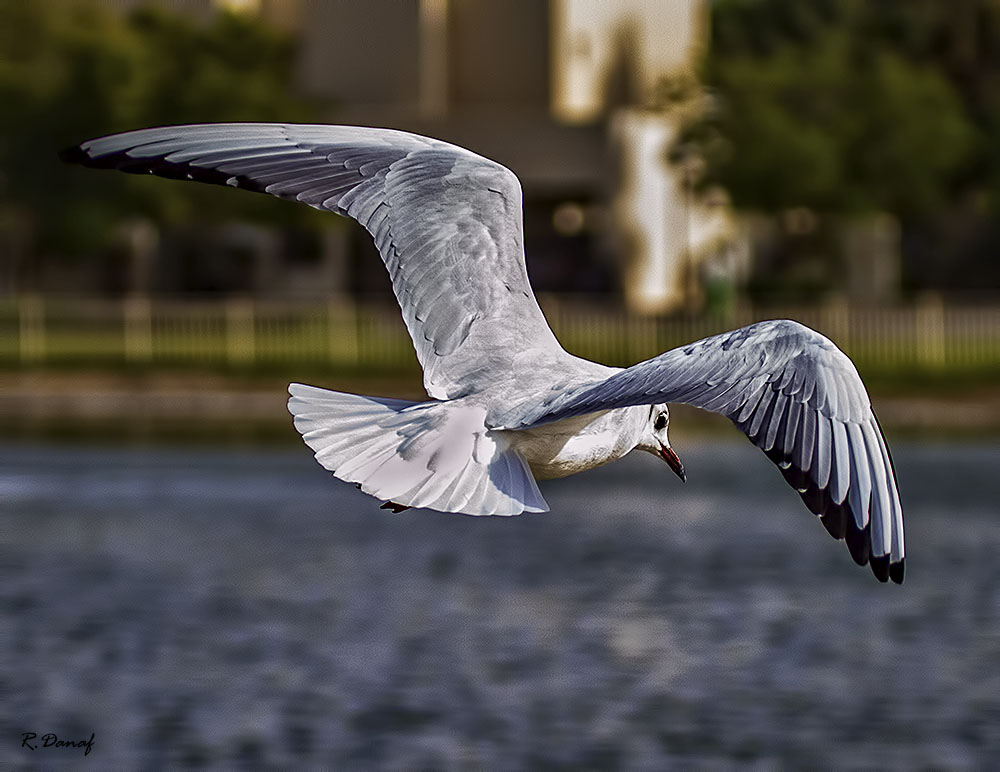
xmin=798 ymin=407 xmax=817 ymax=473
xmin=814 ymin=415 xmax=832 ymax=490
xmin=845 ymin=422 xmax=872 ymax=530
xmin=63 ymin=123 xmax=564 ymax=399
xmin=764 ymin=392 xmax=786 ymax=453
xmin=830 ymin=420 xmax=851 ymax=506
xmin=504 ymin=319 xmax=904 ymax=583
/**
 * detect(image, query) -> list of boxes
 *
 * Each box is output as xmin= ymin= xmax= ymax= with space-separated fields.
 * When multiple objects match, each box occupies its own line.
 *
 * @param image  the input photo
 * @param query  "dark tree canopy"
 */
xmin=679 ymin=0 xmax=1000 ymax=293
xmin=0 ymin=1 xmax=323 ymax=256
xmin=684 ymin=0 xmax=978 ymax=218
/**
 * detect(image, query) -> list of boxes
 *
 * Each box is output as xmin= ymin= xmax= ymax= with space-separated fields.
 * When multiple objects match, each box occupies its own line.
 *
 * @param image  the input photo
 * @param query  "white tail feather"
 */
xmin=288 ymin=383 xmax=548 ymax=515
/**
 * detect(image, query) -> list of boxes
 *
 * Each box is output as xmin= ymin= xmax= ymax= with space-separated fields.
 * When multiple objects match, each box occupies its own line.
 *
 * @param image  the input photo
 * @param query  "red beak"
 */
xmin=659 ymin=445 xmax=686 ymax=482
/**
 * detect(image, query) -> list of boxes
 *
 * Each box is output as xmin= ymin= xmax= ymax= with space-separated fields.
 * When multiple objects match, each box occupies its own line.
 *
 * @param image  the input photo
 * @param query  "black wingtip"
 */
xmin=57 ymin=141 xmax=270 ymax=193
xmin=800 ymin=484 xmax=824 ymax=515
xmin=820 ymin=500 xmax=847 ymax=540
xmin=870 ymin=554 xmax=890 ymax=583
xmin=845 ymin=522 xmax=871 ymax=566
xmin=889 ymin=559 xmax=904 ymax=585
xmin=770 ymin=450 xmax=899 ymax=584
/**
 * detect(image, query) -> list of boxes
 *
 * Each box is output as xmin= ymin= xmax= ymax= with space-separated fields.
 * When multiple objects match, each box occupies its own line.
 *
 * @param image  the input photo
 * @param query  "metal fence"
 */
xmin=2 ymin=296 xmax=999 ymax=373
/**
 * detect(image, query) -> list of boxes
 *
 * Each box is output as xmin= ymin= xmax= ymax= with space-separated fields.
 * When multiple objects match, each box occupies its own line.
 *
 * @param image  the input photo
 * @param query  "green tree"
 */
xmin=684 ymin=0 xmax=975 ymax=219
xmin=0 ymin=1 xmax=322 ymax=267
xmin=675 ymin=0 xmax=1000 ymax=294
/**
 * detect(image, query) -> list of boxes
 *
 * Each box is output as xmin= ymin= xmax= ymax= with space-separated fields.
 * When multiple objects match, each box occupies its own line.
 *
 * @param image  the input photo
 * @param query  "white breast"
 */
xmin=506 ymin=407 xmax=645 ymax=480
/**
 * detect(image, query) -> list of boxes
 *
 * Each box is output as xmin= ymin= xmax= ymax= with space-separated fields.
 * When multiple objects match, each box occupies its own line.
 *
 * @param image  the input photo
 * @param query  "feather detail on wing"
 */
xmin=503 ymin=319 xmax=905 ymax=583
xmin=62 ymin=123 xmax=565 ymax=399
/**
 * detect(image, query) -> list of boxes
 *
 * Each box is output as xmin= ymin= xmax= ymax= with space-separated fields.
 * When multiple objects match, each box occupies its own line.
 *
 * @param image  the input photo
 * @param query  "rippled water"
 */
xmin=2 ymin=438 xmax=999 ymax=769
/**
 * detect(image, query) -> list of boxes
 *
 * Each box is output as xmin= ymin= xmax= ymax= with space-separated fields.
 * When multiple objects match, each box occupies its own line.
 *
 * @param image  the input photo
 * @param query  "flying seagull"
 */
xmin=63 ymin=123 xmax=904 ymax=583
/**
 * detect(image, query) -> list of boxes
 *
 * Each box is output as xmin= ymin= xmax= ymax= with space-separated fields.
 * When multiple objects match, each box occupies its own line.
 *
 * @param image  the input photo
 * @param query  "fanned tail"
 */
xmin=288 ymin=384 xmax=548 ymax=516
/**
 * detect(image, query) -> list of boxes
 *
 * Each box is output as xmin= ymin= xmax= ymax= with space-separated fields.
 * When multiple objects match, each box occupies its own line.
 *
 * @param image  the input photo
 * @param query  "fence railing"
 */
xmin=2 ymin=296 xmax=999 ymax=374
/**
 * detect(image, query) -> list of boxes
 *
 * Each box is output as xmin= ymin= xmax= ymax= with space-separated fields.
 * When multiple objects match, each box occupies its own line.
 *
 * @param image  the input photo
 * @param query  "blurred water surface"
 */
xmin=1 ymin=438 xmax=999 ymax=769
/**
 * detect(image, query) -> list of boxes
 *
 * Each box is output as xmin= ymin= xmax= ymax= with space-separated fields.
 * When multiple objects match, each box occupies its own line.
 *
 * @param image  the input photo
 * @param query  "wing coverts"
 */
xmin=507 ymin=320 xmax=904 ymax=583
xmin=63 ymin=123 xmax=564 ymax=400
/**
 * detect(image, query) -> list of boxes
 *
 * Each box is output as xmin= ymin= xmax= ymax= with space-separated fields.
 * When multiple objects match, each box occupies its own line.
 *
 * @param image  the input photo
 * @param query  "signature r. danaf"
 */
xmin=22 ymin=731 xmax=95 ymax=756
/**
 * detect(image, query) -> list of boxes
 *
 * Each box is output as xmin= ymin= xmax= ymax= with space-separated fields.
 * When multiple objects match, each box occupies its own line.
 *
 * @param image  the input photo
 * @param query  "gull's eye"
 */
xmin=654 ymin=413 xmax=667 ymax=431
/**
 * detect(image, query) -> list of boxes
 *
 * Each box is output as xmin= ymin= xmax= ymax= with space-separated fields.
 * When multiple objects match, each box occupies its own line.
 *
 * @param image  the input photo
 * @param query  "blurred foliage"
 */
xmin=677 ymin=0 xmax=1000 ymax=294
xmin=0 ymin=0 xmax=324 ymax=258
xmin=683 ymin=0 xmax=984 ymax=218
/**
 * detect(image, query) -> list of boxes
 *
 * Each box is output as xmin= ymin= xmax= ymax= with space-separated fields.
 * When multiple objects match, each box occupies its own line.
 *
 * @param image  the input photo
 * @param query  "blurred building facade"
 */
xmin=85 ymin=0 xmax=727 ymax=312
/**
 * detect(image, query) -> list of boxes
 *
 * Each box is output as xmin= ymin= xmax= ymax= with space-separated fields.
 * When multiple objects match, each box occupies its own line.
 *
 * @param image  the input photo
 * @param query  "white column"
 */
xmin=419 ymin=0 xmax=449 ymax=118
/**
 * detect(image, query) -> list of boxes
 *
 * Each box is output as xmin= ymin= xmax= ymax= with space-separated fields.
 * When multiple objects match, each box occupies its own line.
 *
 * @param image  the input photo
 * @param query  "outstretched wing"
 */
xmin=504 ymin=319 xmax=905 ymax=584
xmin=62 ymin=123 xmax=564 ymax=399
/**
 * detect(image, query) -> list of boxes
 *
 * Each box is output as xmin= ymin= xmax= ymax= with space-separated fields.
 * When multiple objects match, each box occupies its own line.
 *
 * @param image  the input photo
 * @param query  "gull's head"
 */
xmin=638 ymin=404 xmax=685 ymax=482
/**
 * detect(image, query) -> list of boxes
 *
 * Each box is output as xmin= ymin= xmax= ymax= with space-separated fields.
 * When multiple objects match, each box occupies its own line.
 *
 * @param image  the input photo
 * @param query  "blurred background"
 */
xmin=2 ymin=0 xmax=999 ymax=768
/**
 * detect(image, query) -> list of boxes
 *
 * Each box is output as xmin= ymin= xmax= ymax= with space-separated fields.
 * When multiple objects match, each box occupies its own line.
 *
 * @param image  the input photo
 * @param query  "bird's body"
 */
xmin=509 ymin=407 xmax=647 ymax=480
xmin=63 ymin=122 xmax=905 ymax=583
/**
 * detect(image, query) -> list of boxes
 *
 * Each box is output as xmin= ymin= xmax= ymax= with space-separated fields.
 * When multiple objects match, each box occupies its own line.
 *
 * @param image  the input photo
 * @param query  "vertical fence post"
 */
xmin=226 ymin=297 xmax=255 ymax=366
xmin=626 ymin=312 xmax=657 ymax=363
xmin=123 ymin=296 xmax=153 ymax=364
xmin=328 ymin=298 xmax=358 ymax=366
xmin=18 ymin=295 xmax=45 ymax=364
xmin=916 ymin=293 xmax=946 ymax=369
xmin=822 ymin=296 xmax=851 ymax=351
xmin=5 ymin=297 xmax=999 ymax=375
